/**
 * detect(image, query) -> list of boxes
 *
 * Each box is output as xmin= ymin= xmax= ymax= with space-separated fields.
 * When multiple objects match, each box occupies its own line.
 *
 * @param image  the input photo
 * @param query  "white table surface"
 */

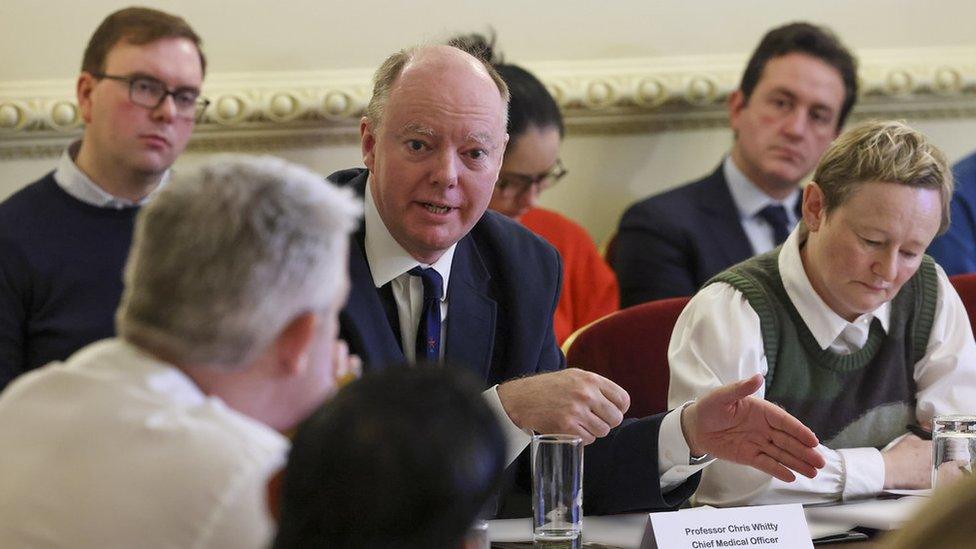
xmin=488 ymin=496 xmax=929 ymax=548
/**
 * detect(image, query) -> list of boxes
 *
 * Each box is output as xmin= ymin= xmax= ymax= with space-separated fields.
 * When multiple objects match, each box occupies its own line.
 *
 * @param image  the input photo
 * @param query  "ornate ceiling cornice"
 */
xmin=2 ymin=47 xmax=974 ymax=158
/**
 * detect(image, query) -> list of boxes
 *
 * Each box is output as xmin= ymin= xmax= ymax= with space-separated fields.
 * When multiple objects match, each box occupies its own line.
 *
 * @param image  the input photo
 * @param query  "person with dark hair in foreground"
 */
xmin=615 ymin=22 xmax=858 ymax=305
xmin=274 ymin=367 xmax=505 ymax=549
xmin=449 ymin=32 xmax=618 ymax=345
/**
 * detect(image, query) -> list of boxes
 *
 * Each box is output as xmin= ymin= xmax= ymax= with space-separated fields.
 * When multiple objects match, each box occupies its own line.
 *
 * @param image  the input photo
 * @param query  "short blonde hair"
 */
xmin=363 ymin=45 xmax=510 ymax=128
xmin=813 ymin=120 xmax=953 ymax=235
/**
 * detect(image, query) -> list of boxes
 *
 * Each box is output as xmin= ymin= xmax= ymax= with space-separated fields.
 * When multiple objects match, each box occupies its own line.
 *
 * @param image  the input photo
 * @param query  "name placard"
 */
xmin=641 ymin=504 xmax=813 ymax=549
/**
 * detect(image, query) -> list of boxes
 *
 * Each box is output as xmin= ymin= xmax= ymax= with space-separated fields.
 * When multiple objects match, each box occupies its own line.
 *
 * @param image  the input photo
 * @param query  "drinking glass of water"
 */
xmin=932 ymin=415 xmax=976 ymax=489
xmin=531 ymin=434 xmax=583 ymax=542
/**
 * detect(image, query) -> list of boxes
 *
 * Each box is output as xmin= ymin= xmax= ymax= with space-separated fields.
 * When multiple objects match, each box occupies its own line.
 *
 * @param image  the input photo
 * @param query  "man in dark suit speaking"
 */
xmin=614 ymin=23 xmax=858 ymax=306
xmin=334 ymin=43 xmax=826 ymax=516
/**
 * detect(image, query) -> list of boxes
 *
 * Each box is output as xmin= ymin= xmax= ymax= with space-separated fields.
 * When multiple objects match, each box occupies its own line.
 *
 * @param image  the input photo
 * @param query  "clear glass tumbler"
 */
xmin=932 ymin=415 xmax=976 ymax=489
xmin=465 ymin=518 xmax=490 ymax=549
xmin=531 ymin=434 xmax=583 ymax=542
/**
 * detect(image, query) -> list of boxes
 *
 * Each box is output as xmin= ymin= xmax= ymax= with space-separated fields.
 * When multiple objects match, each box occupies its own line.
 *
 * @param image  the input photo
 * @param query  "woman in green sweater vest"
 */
xmin=668 ymin=120 xmax=976 ymax=507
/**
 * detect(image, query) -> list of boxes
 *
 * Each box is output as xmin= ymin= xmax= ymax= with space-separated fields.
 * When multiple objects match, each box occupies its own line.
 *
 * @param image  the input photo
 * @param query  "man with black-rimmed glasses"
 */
xmin=0 ymin=7 xmax=208 ymax=389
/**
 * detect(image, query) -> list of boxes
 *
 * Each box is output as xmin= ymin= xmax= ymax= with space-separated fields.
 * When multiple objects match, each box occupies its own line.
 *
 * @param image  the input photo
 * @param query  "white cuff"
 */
xmin=838 ymin=447 xmax=885 ymax=500
xmin=483 ymin=384 xmax=533 ymax=466
xmin=659 ymin=403 xmax=714 ymax=490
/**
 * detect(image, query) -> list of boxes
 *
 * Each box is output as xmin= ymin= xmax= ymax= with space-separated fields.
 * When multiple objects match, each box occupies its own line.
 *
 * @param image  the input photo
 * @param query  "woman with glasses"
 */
xmin=451 ymin=34 xmax=619 ymax=345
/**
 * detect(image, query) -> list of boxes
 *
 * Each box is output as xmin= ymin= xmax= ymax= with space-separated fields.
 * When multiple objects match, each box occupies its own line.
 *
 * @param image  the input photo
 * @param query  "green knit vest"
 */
xmin=707 ymin=250 xmax=938 ymax=448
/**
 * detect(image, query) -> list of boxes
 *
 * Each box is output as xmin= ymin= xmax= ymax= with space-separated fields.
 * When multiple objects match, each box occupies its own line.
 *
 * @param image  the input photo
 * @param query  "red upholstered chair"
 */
xmin=949 ymin=273 xmax=976 ymax=332
xmin=562 ymin=296 xmax=691 ymax=419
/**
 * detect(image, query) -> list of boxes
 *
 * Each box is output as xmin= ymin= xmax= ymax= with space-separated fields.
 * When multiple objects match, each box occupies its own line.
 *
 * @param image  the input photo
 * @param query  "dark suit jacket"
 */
xmin=614 ymin=165 xmax=756 ymax=307
xmin=332 ymin=168 xmax=698 ymax=516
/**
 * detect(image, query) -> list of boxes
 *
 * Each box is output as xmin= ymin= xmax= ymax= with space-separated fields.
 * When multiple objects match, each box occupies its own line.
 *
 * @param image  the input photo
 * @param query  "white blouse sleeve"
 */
xmin=666 ymin=282 xmax=885 ymax=506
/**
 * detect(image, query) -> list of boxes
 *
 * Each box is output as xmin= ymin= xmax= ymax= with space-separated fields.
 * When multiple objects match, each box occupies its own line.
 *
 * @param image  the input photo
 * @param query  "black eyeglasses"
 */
xmin=91 ymin=72 xmax=210 ymax=120
xmin=495 ymin=159 xmax=568 ymax=198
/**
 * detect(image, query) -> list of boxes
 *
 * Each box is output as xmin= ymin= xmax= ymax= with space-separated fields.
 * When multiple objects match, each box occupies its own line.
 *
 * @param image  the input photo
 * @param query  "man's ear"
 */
xmin=802 ymin=182 xmax=827 ymax=231
xmin=727 ymin=89 xmax=746 ymax=135
xmin=274 ymin=312 xmax=317 ymax=376
xmin=361 ymin=117 xmax=376 ymax=171
xmin=77 ymin=73 xmax=97 ymax=124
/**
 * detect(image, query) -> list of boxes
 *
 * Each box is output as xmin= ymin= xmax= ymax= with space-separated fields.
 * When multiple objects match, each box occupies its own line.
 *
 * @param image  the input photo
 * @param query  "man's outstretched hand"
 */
xmin=680 ymin=374 xmax=826 ymax=482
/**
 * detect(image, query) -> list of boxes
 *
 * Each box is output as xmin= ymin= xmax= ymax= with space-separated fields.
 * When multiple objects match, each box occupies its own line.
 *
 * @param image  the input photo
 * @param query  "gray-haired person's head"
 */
xmin=117 ymin=155 xmax=362 ymax=366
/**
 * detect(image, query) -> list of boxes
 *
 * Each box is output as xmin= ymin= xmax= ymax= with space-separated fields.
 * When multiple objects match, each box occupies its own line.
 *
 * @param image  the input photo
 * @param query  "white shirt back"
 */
xmin=0 ymin=339 xmax=288 ymax=549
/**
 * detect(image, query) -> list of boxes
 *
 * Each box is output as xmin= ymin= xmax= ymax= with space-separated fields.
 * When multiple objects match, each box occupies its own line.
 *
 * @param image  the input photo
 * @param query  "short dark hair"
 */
xmin=739 ymin=22 xmax=857 ymax=129
xmin=82 ymin=7 xmax=206 ymax=76
xmin=450 ymin=32 xmax=564 ymax=141
xmin=272 ymin=367 xmax=506 ymax=549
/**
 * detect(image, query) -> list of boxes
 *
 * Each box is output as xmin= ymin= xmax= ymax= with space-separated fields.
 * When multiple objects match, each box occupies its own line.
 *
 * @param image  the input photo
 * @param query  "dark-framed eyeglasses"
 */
xmin=91 ymin=72 xmax=210 ymax=121
xmin=495 ymin=159 xmax=568 ymax=198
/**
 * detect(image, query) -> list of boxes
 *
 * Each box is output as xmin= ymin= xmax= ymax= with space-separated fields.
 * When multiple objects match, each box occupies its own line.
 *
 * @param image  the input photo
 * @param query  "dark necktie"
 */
xmin=757 ymin=204 xmax=790 ymax=246
xmin=408 ymin=266 xmax=443 ymax=365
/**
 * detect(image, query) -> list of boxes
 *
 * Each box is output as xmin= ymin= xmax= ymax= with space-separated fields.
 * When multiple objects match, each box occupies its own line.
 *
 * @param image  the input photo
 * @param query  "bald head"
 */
xmin=359 ymin=44 xmax=511 ymax=264
xmin=364 ymin=44 xmax=509 ymax=129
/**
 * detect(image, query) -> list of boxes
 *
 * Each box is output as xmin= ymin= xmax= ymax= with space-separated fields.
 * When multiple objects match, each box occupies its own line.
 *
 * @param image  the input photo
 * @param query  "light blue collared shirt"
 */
xmin=52 ymin=141 xmax=168 ymax=209
xmin=723 ymin=156 xmax=801 ymax=254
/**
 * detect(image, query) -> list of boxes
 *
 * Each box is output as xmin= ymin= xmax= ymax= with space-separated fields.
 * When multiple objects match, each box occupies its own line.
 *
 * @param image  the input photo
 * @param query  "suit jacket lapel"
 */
xmin=340 ymin=174 xmax=407 ymax=372
xmin=698 ymin=166 xmax=755 ymax=265
xmin=445 ymin=233 xmax=496 ymax=381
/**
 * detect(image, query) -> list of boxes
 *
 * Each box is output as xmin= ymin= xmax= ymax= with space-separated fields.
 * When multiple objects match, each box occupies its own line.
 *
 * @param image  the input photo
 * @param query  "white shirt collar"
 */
xmin=779 ymin=227 xmax=890 ymax=351
xmin=723 ymin=155 xmax=801 ymax=221
xmin=363 ymin=175 xmax=455 ymax=295
xmin=116 ymin=340 xmax=209 ymax=407
xmin=53 ymin=141 xmax=168 ymax=209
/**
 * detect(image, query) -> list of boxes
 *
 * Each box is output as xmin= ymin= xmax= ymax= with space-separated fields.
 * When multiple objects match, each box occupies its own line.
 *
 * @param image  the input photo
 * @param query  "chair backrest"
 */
xmin=562 ymin=296 xmax=691 ymax=419
xmin=949 ymin=273 xmax=976 ymax=332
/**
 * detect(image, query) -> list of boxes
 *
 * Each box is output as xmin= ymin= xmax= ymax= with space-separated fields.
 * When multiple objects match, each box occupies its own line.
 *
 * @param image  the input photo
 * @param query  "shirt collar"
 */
xmin=118 ymin=340 xmax=209 ymax=407
xmin=723 ymin=155 xmax=801 ymax=220
xmin=53 ymin=141 xmax=168 ymax=209
xmin=363 ymin=175 xmax=455 ymax=296
xmin=779 ymin=227 xmax=891 ymax=350
xmin=109 ymin=339 xmax=288 ymax=446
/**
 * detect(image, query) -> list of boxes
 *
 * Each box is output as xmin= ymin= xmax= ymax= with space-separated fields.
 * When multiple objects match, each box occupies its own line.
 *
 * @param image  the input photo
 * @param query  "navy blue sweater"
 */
xmin=0 ymin=172 xmax=137 ymax=388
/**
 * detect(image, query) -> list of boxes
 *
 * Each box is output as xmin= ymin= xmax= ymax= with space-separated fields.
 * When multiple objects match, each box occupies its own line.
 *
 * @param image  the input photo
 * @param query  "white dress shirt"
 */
xmin=0 ymin=339 xmax=288 ymax=548
xmin=724 ymin=156 xmax=801 ymax=254
xmin=53 ymin=140 xmax=168 ymax=208
xmin=363 ymin=178 xmax=708 ymax=488
xmin=668 ymin=228 xmax=976 ymax=506
xmin=362 ymin=180 xmax=534 ymax=464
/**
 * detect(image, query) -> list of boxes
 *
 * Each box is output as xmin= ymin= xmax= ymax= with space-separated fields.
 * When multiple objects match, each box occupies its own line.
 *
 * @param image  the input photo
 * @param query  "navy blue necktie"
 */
xmin=757 ymin=204 xmax=790 ymax=246
xmin=408 ymin=266 xmax=443 ymax=365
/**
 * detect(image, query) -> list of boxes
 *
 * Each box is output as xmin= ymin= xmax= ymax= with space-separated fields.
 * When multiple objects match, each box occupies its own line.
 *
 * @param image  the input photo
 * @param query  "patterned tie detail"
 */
xmin=408 ymin=266 xmax=443 ymax=365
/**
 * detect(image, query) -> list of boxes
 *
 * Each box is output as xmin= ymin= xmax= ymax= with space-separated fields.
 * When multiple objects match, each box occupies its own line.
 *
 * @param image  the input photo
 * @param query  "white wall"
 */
xmin=6 ymin=0 xmax=976 ymax=75
xmin=3 ymin=0 xmax=976 ymax=243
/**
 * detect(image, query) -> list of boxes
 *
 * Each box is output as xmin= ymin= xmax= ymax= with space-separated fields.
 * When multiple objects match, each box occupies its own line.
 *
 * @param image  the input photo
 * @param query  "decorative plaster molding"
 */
xmin=2 ymin=47 xmax=975 ymax=158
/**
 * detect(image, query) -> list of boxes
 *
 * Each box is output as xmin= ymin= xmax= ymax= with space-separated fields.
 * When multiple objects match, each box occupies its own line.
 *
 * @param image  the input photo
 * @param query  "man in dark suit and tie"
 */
xmin=335 ymin=43 xmax=826 ymax=516
xmin=614 ymin=22 xmax=859 ymax=306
